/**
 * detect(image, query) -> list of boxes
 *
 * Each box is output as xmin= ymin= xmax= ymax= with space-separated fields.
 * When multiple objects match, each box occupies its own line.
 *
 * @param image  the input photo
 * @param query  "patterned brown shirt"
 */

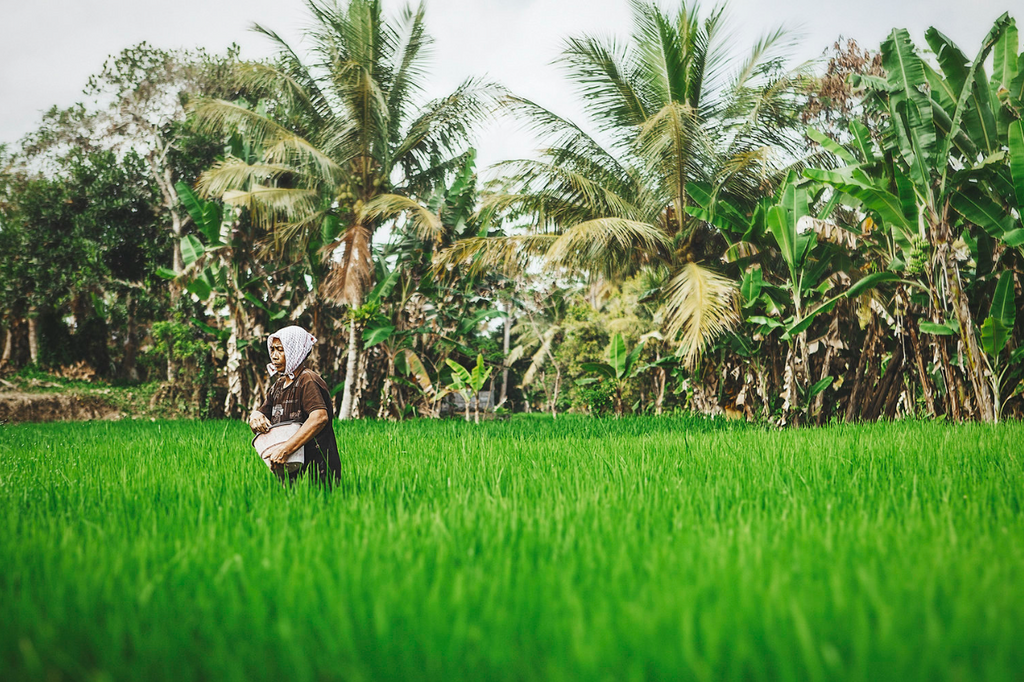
xmin=257 ymin=367 xmax=330 ymax=425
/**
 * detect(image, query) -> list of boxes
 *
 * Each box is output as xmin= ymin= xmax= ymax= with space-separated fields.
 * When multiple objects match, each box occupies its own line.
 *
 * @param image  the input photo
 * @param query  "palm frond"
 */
xmin=546 ymin=218 xmax=669 ymax=272
xmin=265 ymin=210 xmax=330 ymax=252
xmin=636 ymin=100 xmax=712 ymax=196
xmin=562 ymin=35 xmax=651 ymax=134
xmin=221 ymin=186 xmax=322 ymax=230
xmin=197 ymin=159 xmax=303 ymax=199
xmin=360 ymin=192 xmax=442 ymax=241
xmin=505 ymin=344 xmax=528 ymax=366
xmin=432 ymin=235 xmax=557 ymax=278
xmin=235 ymin=41 xmax=334 ymax=124
xmin=393 ymin=77 xmax=496 ymax=180
xmin=342 ymin=62 xmax=392 ymax=154
xmin=386 ymin=2 xmax=431 ymax=135
xmin=481 ymin=189 xmax=597 ymax=230
xmin=632 ymin=0 xmax=689 ymax=107
xmin=500 ymin=95 xmax=632 ymax=177
xmin=190 ymin=98 xmax=293 ymax=147
xmin=730 ymin=25 xmax=796 ymax=92
xmin=490 ymin=158 xmax=645 ymax=222
xmin=261 ymin=133 xmax=346 ymax=185
xmin=663 ymin=261 xmax=739 ymax=368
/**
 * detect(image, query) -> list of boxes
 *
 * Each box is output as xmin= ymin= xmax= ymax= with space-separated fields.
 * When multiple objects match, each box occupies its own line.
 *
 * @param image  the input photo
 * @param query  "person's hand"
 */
xmin=264 ymin=442 xmax=291 ymax=464
xmin=248 ymin=411 xmax=271 ymax=434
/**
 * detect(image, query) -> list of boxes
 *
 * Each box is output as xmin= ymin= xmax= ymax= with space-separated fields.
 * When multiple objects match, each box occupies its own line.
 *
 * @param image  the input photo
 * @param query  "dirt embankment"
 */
xmin=0 ymin=391 xmax=121 ymax=424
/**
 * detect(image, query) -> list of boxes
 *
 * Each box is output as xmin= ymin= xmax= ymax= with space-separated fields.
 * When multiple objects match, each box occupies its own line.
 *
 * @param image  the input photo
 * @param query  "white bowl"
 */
xmin=252 ymin=421 xmax=305 ymax=473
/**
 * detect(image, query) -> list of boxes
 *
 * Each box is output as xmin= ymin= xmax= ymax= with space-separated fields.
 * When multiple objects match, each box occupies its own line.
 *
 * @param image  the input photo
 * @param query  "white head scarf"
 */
xmin=267 ymin=326 xmax=317 ymax=379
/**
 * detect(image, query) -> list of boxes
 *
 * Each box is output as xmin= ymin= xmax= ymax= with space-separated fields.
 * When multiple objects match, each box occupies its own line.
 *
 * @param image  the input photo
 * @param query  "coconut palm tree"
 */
xmin=191 ymin=0 xmax=492 ymax=418
xmin=437 ymin=0 xmax=811 ymax=367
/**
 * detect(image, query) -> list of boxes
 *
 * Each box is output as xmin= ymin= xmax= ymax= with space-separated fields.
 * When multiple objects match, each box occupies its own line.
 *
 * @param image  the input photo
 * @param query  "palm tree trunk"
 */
xmin=339 ymin=316 xmax=360 ymax=420
xmin=224 ymin=305 xmax=250 ymax=418
xmin=551 ymin=365 xmax=561 ymax=418
xmin=500 ymin=301 xmax=511 ymax=406
xmin=655 ymin=366 xmax=666 ymax=416
xmin=352 ymin=347 xmax=367 ymax=419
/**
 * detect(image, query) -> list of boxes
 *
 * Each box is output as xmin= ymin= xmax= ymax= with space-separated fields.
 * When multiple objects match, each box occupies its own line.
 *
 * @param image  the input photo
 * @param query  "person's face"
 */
xmin=270 ymin=339 xmax=286 ymax=372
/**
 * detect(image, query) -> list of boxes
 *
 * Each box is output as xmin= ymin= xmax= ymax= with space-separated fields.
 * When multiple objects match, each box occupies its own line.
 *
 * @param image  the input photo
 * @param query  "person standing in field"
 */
xmin=248 ymin=326 xmax=341 ymax=484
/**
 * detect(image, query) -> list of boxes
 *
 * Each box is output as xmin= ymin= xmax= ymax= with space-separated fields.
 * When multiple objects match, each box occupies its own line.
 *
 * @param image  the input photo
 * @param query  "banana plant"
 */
xmin=693 ymin=172 xmax=898 ymax=418
xmin=576 ymin=333 xmax=647 ymax=417
xmin=441 ymin=354 xmax=493 ymax=423
xmin=980 ymin=271 xmax=1023 ymax=421
xmin=803 ymin=16 xmax=1018 ymax=421
xmin=952 ymin=119 xmax=1024 ymax=250
xmin=157 ymin=180 xmax=289 ymax=414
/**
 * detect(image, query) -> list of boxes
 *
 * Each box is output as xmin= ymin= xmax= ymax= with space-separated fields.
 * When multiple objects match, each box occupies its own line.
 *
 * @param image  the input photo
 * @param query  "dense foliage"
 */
xmin=1 ymin=0 xmax=1022 ymax=423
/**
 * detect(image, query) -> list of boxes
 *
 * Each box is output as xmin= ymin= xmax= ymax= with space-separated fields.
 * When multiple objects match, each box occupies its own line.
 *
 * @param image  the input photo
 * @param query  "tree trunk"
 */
xmin=27 ymin=308 xmax=39 ymax=365
xmin=1 ymin=326 xmax=12 ymax=366
xmin=351 ymin=346 xmax=367 ymax=419
xmin=883 ymin=380 xmax=905 ymax=420
xmin=500 ymin=301 xmax=511 ymax=407
xmin=339 ymin=316 xmax=360 ymax=420
xmin=655 ymin=366 xmax=666 ymax=416
xmin=166 ymin=353 xmax=178 ymax=383
xmin=551 ymin=365 xmax=561 ymax=418
xmin=811 ymin=316 xmax=840 ymax=422
xmin=149 ymin=150 xmax=185 ymax=278
xmin=377 ymin=353 xmax=397 ymax=420
xmin=224 ymin=310 xmax=245 ymax=418
xmin=936 ymin=335 xmax=962 ymax=421
xmin=907 ymin=320 xmax=936 ymax=417
xmin=845 ymin=321 xmax=878 ymax=422
xmin=118 ymin=293 xmax=140 ymax=382
xmin=945 ymin=258 xmax=996 ymax=422
xmin=864 ymin=344 xmax=904 ymax=421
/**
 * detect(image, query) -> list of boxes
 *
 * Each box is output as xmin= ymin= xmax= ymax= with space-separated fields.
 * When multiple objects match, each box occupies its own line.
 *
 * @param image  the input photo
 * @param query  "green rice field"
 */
xmin=1 ymin=416 xmax=1023 ymax=681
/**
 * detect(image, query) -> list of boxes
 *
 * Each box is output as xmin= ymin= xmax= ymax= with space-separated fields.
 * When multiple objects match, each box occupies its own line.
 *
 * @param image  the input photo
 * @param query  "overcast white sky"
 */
xmin=0 ymin=0 xmax=1014 ymax=171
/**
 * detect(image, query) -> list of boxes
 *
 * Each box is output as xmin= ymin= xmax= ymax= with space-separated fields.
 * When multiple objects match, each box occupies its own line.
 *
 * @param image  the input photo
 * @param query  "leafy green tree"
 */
xmin=24 ymin=44 xmax=241 ymax=283
xmin=806 ymin=16 xmax=1023 ymax=422
xmin=439 ymin=0 xmax=810 ymax=367
xmin=0 ymin=150 xmax=162 ymax=376
xmin=193 ymin=0 xmax=492 ymax=419
xmin=361 ymin=148 xmax=502 ymax=419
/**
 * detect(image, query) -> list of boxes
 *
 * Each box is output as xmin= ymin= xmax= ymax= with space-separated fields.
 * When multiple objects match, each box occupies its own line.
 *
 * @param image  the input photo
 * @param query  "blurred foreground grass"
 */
xmin=1 ymin=416 xmax=1022 ymax=681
